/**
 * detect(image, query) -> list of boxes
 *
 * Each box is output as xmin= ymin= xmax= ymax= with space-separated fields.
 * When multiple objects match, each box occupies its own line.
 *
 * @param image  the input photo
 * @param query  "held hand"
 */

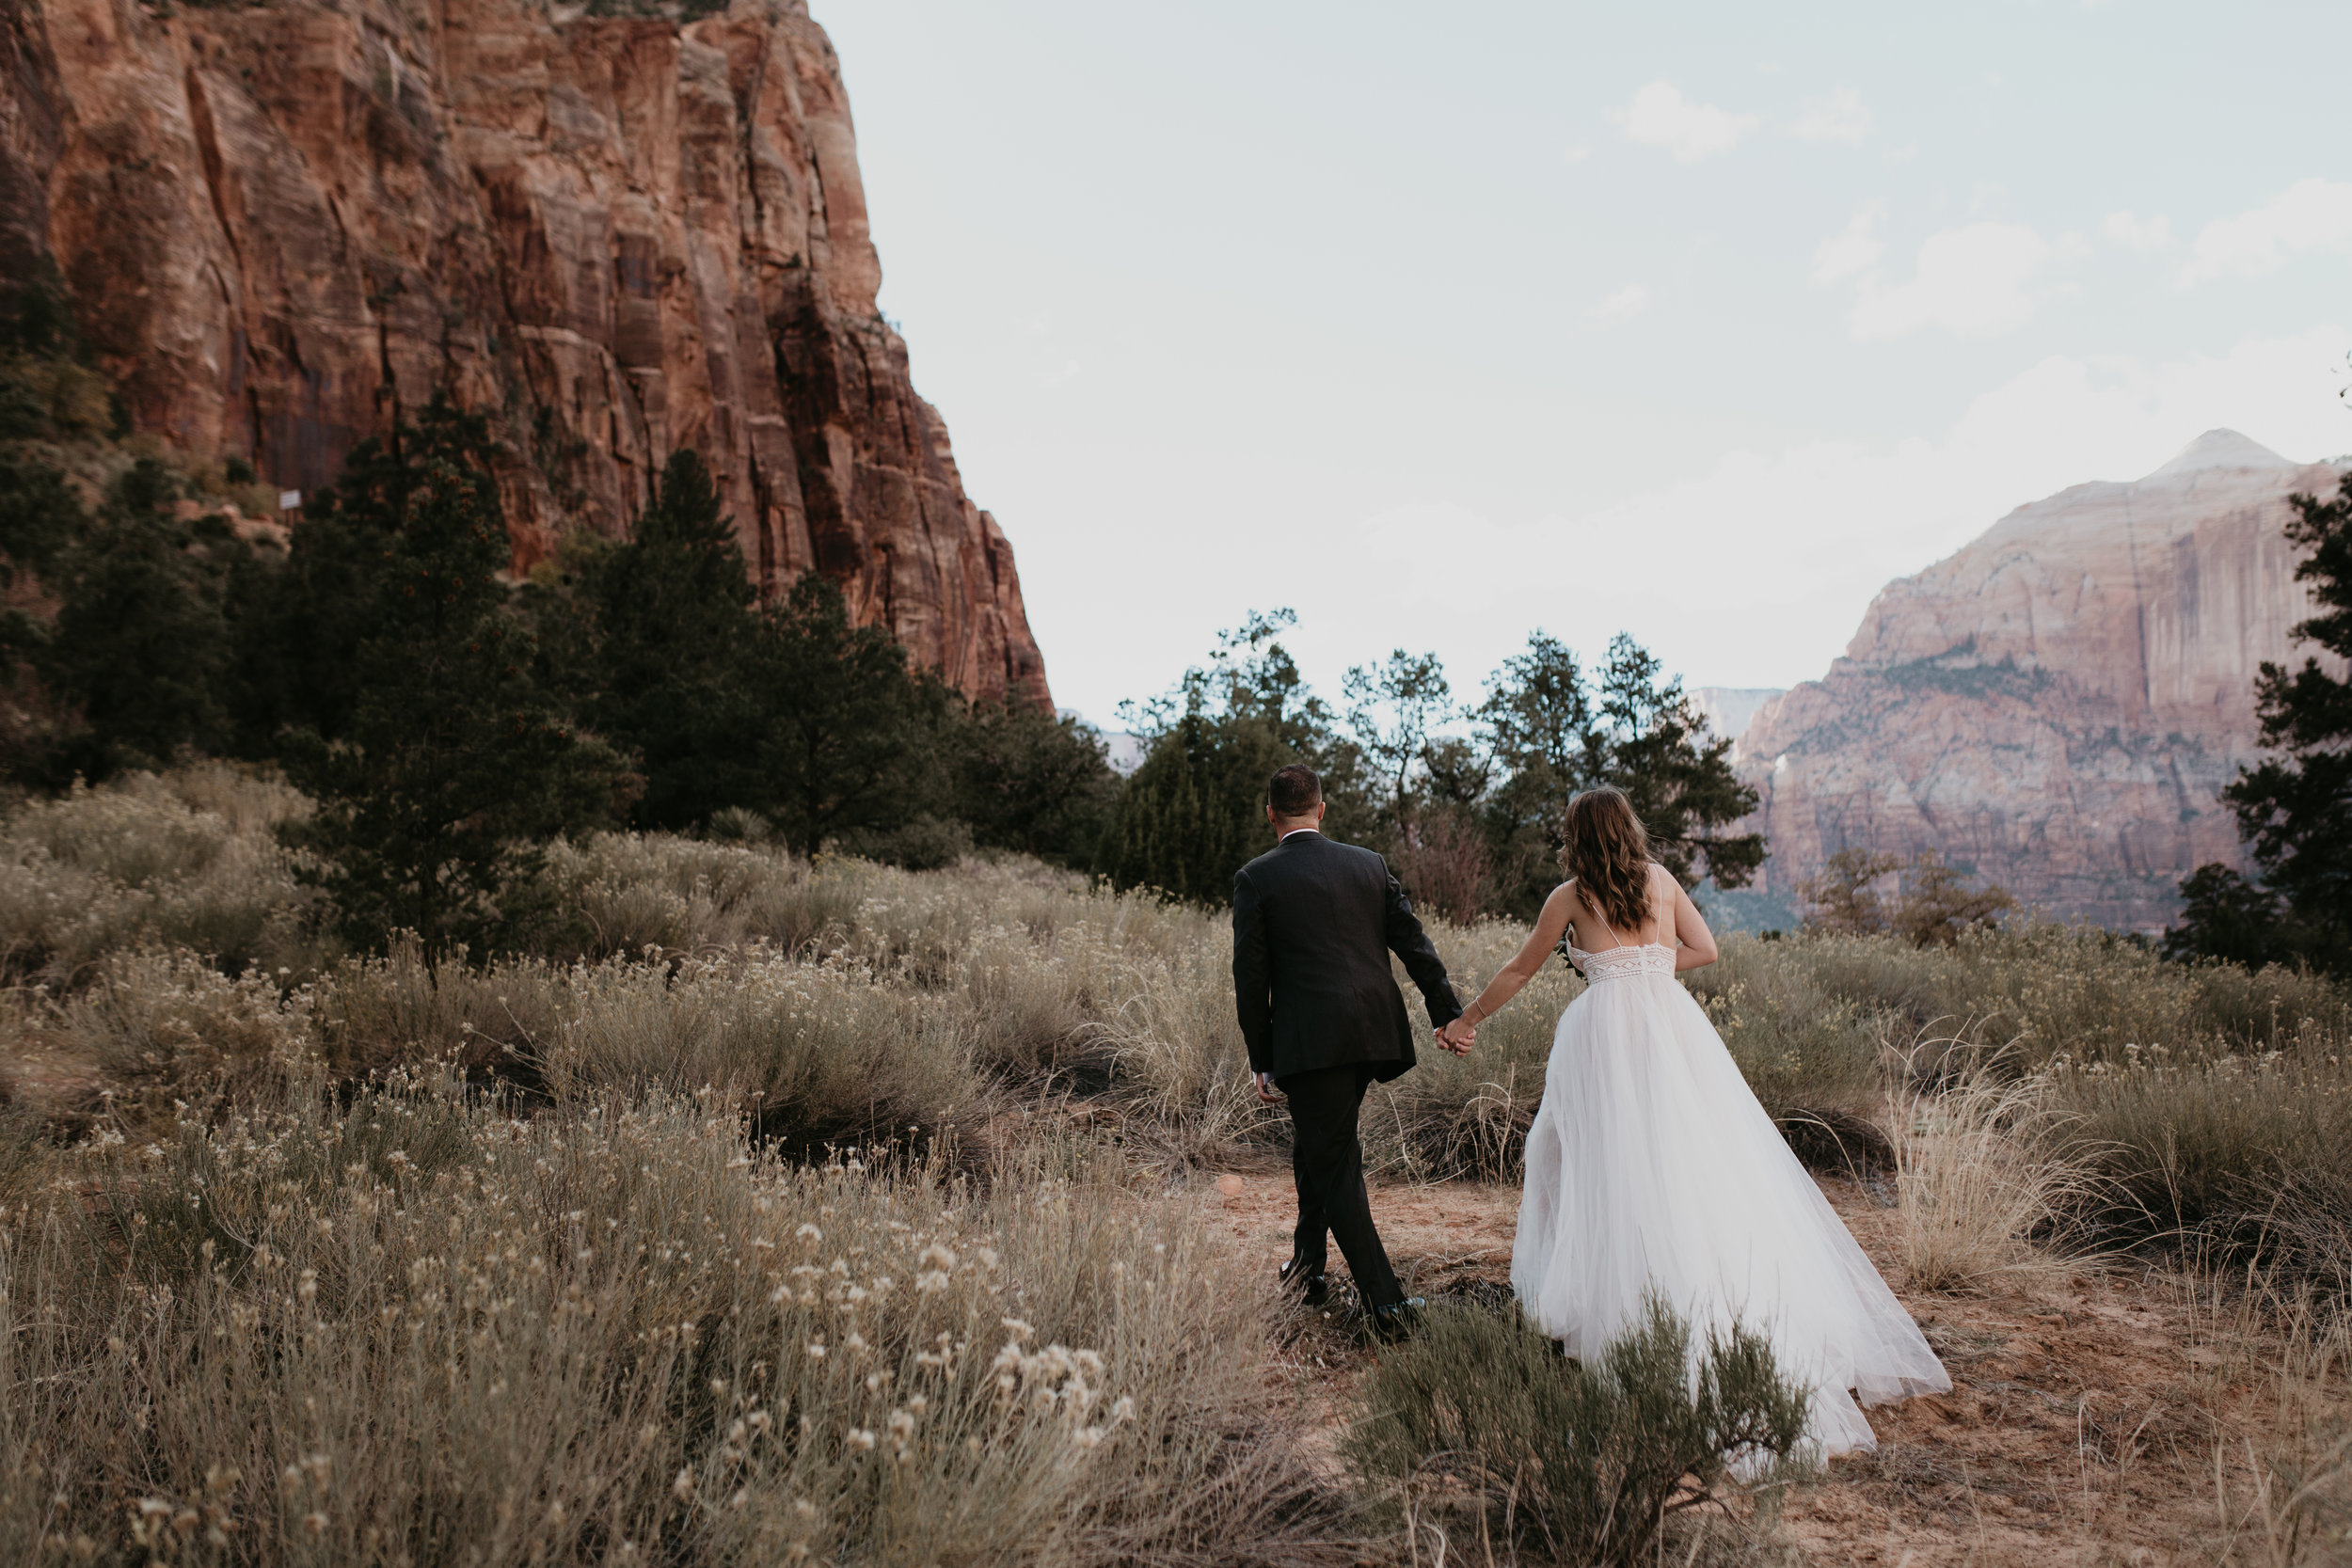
xmin=1253 ymin=1070 xmax=1282 ymax=1103
xmin=1438 ymin=1017 xmax=1476 ymax=1055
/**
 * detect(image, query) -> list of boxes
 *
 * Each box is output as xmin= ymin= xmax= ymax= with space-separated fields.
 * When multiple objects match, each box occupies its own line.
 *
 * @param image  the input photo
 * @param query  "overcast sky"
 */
xmin=813 ymin=0 xmax=2352 ymax=726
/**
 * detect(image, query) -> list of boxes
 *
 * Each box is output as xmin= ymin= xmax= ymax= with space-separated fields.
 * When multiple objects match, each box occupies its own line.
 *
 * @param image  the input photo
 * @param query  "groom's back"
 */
xmin=1232 ymin=832 xmax=1421 ymax=1081
xmin=1241 ymin=833 xmax=1392 ymax=975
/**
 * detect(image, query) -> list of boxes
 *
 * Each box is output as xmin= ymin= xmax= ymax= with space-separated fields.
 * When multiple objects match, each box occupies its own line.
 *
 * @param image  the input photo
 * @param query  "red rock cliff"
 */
xmin=1739 ymin=431 xmax=2348 ymax=932
xmin=0 ymin=0 xmax=1050 ymax=704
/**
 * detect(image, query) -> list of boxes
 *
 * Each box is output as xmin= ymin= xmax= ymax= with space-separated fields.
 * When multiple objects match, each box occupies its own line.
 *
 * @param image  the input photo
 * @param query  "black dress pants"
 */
xmin=1279 ymin=1062 xmax=1405 ymax=1309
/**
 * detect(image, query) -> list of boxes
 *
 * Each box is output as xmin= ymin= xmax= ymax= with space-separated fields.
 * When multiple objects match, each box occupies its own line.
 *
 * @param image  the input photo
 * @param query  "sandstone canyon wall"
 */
xmin=0 ymin=0 xmax=1050 ymax=704
xmin=1739 ymin=430 xmax=2347 ymax=932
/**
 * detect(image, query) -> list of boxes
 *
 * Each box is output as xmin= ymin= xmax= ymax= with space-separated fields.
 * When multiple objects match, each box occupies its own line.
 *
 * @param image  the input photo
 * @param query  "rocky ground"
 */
xmin=1212 ymin=1165 xmax=2325 ymax=1567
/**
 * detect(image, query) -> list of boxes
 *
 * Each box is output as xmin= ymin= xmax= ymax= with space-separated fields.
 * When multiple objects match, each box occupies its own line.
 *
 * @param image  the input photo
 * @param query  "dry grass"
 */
xmin=1886 ymin=1048 xmax=2099 ymax=1295
xmin=11 ymin=769 xmax=2352 ymax=1560
xmin=0 ymin=1068 xmax=1345 ymax=1566
xmin=0 ymin=766 xmax=330 ymax=986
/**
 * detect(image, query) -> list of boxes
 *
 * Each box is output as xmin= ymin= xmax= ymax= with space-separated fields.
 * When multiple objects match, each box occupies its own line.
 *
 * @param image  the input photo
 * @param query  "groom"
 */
xmin=1232 ymin=764 xmax=1471 ymax=1335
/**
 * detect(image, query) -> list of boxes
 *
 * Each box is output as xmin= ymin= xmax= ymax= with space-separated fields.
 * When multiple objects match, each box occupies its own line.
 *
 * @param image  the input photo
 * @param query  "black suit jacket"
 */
xmin=1232 ymin=831 xmax=1463 ymax=1083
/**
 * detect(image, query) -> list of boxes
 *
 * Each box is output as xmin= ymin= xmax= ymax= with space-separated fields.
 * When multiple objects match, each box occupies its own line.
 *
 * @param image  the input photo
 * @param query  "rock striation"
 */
xmin=0 ymin=0 xmax=1050 ymax=704
xmin=1740 ymin=431 xmax=2349 ymax=932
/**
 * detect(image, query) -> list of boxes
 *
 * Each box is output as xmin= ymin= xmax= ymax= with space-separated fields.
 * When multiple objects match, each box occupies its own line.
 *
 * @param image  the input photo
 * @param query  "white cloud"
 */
xmin=1613 ymin=81 xmax=1758 ymax=163
xmin=1560 ymin=145 xmax=1591 ymax=165
xmin=2102 ymin=210 xmax=2174 ymax=251
xmin=1810 ymin=206 xmax=1884 ymax=284
xmin=2180 ymin=178 xmax=2352 ymax=284
xmin=1793 ymin=87 xmax=1871 ymax=144
xmin=1846 ymin=223 xmax=2053 ymax=340
xmin=1595 ymin=283 xmax=1650 ymax=322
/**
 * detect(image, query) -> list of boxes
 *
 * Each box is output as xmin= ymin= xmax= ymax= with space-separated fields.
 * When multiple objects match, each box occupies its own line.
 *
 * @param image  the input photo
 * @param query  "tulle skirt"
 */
xmin=1510 ymin=968 xmax=1949 ymax=1458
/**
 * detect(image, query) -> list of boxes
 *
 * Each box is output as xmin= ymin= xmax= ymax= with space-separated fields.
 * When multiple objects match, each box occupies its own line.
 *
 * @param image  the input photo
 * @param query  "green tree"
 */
xmin=950 ymin=698 xmax=1116 ymax=863
xmin=1475 ymin=632 xmax=1602 ymax=915
xmin=1594 ymin=635 xmax=1765 ymax=893
xmin=1 ymin=451 xmax=87 ymax=776
xmin=1099 ymin=610 xmax=1367 ymax=900
xmin=746 ymin=573 xmax=943 ymax=856
xmin=1473 ymin=631 xmax=1764 ymax=916
xmin=2162 ymin=863 xmax=2289 ymax=968
xmin=1344 ymin=648 xmax=1454 ymax=835
xmin=2194 ymin=469 xmax=2352 ymax=969
xmin=277 ymin=394 xmax=628 ymax=959
xmin=536 ymin=449 xmax=763 ymax=829
xmin=36 ymin=458 xmax=250 ymax=780
xmin=1097 ymin=705 xmax=1294 ymax=902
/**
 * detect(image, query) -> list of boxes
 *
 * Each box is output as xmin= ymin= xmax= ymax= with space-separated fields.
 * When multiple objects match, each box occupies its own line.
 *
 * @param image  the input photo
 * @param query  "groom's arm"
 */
xmin=1232 ymin=868 xmax=1274 ymax=1075
xmin=1383 ymin=868 xmax=1464 ymax=1027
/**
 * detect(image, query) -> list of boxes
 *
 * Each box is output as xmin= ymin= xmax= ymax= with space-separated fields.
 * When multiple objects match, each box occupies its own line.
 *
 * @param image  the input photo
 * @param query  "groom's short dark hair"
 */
xmin=1268 ymin=764 xmax=1323 ymax=818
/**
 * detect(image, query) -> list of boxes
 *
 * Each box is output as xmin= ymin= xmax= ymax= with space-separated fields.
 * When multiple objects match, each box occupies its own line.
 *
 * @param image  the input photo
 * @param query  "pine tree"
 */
xmin=1098 ymin=707 xmax=1295 ymax=901
xmin=550 ymin=449 xmax=762 ymax=829
xmin=1473 ymin=631 xmax=1764 ymax=915
xmin=949 ymin=697 xmax=1116 ymax=863
xmin=2205 ymin=470 xmax=2352 ymax=967
xmin=1594 ymin=635 xmax=1765 ymax=893
xmin=747 ymin=573 xmax=941 ymax=855
xmin=38 ymin=458 xmax=246 ymax=779
xmin=277 ymin=394 xmax=628 ymax=959
xmin=1098 ymin=610 xmax=1364 ymax=901
xmin=2161 ymin=863 xmax=2286 ymax=968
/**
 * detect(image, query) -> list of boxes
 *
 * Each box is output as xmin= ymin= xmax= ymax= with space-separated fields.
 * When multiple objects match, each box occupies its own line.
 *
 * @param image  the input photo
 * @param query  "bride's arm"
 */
xmin=1454 ymin=882 xmax=1578 ymax=1030
xmin=1668 ymin=875 xmax=1720 ymax=972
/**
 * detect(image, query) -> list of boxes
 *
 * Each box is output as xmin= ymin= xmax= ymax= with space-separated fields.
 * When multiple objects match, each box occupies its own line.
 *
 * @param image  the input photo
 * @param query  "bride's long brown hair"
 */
xmin=1562 ymin=786 xmax=1656 ymax=939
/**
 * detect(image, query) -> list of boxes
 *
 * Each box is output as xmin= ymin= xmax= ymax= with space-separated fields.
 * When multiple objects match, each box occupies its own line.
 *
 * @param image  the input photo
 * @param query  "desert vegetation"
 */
xmin=4 ymin=768 xmax=2352 ymax=1561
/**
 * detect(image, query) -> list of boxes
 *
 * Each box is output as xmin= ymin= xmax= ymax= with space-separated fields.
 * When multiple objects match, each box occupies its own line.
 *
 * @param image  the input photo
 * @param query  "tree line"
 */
xmin=1097 ymin=610 xmax=1766 ymax=922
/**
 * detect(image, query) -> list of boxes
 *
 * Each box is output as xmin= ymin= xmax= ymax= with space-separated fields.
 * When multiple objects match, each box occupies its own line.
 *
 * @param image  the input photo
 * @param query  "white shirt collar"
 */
xmin=1279 ymin=827 xmax=1322 ymax=843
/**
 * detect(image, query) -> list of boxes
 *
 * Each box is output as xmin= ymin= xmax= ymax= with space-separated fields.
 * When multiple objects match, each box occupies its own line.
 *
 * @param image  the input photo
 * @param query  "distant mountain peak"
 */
xmin=2143 ymin=429 xmax=2295 ymax=481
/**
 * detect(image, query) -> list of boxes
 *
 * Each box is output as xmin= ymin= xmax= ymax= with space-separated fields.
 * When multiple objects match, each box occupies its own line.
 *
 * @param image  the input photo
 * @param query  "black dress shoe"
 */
xmin=1369 ymin=1297 xmax=1428 ymax=1342
xmin=1279 ymin=1255 xmax=1330 ymax=1307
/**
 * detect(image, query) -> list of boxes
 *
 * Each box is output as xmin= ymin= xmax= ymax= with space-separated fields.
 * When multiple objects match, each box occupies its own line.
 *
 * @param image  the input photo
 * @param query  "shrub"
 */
xmin=1689 ymin=935 xmax=1889 ymax=1172
xmin=1344 ymin=1296 xmax=1809 ymax=1567
xmin=44 ymin=949 xmax=315 ymax=1125
xmin=0 ymin=767 xmax=328 ymax=984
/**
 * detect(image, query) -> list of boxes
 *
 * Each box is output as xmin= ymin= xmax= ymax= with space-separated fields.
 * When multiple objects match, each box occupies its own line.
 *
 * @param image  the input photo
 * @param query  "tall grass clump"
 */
xmin=0 ymin=1071 xmax=1341 ymax=1565
xmin=0 ymin=766 xmax=329 ymax=984
xmin=2210 ymin=1289 xmax=2352 ymax=1565
xmin=1344 ymin=1297 xmax=1810 ymax=1567
xmin=2049 ymin=1030 xmax=2352 ymax=1283
xmin=1889 ymin=1051 xmax=2097 ymax=1292
xmin=536 ymin=951 xmax=988 ymax=1156
xmin=39 ymin=948 xmax=317 ymax=1124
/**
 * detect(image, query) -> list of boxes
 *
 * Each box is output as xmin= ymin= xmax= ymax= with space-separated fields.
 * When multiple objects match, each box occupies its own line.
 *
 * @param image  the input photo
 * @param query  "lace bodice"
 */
xmin=1561 ymin=941 xmax=1677 ymax=983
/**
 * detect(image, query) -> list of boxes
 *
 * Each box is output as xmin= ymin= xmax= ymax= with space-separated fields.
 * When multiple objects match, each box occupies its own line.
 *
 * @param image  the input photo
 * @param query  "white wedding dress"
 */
xmin=1510 ymin=920 xmax=1949 ymax=1459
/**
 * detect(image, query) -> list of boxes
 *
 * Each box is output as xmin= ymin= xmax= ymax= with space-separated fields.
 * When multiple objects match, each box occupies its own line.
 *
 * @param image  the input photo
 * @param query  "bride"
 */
xmin=1437 ymin=785 xmax=1948 ymax=1457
